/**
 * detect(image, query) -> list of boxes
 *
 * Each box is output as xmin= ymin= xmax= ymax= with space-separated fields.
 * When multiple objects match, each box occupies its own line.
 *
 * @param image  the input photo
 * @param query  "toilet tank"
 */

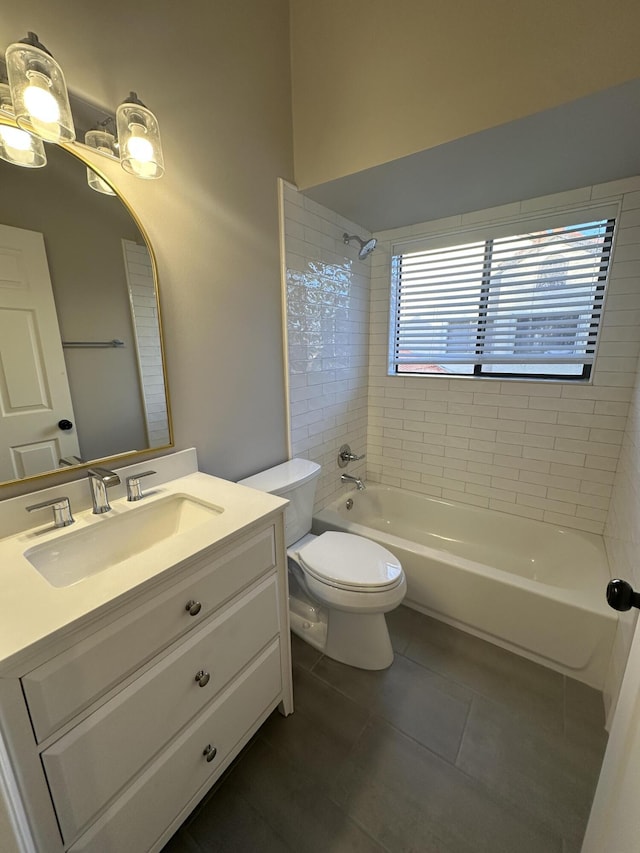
xmin=238 ymin=458 xmax=321 ymax=547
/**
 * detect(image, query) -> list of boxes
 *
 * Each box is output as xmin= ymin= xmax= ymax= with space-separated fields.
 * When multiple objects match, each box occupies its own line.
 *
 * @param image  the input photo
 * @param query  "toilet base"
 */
xmin=325 ymin=610 xmax=394 ymax=670
xmin=289 ymin=590 xmax=394 ymax=670
xmin=289 ymin=595 xmax=327 ymax=653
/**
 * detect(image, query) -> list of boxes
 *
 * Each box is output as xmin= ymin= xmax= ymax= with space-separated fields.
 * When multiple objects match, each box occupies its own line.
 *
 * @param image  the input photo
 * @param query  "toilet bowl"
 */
xmin=238 ymin=459 xmax=406 ymax=670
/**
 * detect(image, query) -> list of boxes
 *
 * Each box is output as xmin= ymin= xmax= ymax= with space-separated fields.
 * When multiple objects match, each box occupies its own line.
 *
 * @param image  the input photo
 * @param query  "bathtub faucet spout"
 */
xmin=341 ymin=473 xmax=365 ymax=491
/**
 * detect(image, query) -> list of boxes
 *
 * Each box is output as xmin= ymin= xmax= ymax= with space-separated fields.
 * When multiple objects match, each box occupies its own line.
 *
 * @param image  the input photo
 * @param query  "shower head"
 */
xmin=343 ymin=232 xmax=377 ymax=260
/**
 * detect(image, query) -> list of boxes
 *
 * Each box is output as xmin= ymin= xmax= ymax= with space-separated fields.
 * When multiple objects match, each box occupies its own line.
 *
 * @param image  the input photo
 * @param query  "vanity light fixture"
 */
xmin=5 ymin=32 xmax=75 ymax=144
xmin=84 ymin=122 xmax=117 ymax=196
xmin=1 ymin=34 xmax=165 ymax=181
xmin=116 ymin=92 xmax=164 ymax=179
xmin=0 ymin=81 xmax=46 ymax=168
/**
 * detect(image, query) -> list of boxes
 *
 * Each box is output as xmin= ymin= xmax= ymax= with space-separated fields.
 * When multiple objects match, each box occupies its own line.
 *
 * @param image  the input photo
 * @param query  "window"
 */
xmin=390 ymin=217 xmax=615 ymax=380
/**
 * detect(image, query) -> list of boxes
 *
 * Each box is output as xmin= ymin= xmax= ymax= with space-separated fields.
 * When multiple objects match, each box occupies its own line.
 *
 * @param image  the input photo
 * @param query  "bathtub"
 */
xmin=313 ymin=486 xmax=617 ymax=689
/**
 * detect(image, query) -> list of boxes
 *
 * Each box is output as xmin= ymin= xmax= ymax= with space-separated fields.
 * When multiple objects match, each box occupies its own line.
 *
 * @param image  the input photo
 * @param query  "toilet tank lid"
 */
xmin=238 ymin=458 xmax=321 ymax=495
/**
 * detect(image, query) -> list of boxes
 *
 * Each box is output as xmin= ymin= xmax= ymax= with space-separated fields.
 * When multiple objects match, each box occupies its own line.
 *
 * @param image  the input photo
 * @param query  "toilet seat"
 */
xmin=297 ymin=531 xmax=403 ymax=592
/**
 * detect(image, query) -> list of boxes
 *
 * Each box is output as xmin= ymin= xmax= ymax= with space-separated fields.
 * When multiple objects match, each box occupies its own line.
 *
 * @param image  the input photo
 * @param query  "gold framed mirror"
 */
xmin=0 ymin=115 xmax=172 ymax=487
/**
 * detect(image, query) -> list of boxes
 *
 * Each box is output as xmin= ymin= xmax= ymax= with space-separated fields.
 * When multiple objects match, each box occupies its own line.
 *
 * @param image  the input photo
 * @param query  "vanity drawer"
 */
xmin=67 ymin=641 xmax=281 ymax=853
xmin=42 ymin=575 xmax=279 ymax=843
xmin=23 ymin=525 xmax=277 ymax=742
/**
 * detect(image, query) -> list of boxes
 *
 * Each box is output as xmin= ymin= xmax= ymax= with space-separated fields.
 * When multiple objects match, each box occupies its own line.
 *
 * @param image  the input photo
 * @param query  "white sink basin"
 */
xmin=24 ymin=494 xmax=224 ymax=588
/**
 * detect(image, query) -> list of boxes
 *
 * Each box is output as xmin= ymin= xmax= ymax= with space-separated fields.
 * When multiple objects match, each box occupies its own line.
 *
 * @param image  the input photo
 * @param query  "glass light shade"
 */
xmin=5 ymin=35 xmax=75 ymax=143
xmin=0 ymin=83 xmax=46 ymax=168
xmin=116 ymin=95 xmax=164 ymax=179
xmin=0 ymin=123 xmax=47 ymax=168
xmin=84 ymin=129 xmax=117 ymax=195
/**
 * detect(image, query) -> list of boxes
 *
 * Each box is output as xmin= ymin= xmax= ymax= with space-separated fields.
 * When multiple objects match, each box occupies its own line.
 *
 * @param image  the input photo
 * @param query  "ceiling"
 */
xmin=303 ymin=78 xmax=640 ymax=233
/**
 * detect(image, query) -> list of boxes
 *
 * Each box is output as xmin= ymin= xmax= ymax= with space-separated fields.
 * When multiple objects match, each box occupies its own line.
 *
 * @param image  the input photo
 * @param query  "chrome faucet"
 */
xmin=341 ymin=473 xmax=366 ymax=491
xmin=87 ymin=467 xmax=121 ymax=514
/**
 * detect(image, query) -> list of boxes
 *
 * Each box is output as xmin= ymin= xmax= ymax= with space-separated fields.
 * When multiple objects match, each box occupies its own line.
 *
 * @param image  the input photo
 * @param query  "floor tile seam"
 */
xmin=211 ymin=783 xmax=302 ymax=853
xmin=463 ymin=688 xmax=571 ymax=748
xmin=352 ymin=707 xmax=564 ymax=845
xmin=236 ymin=790 xmax=299 ymax=853
xmin=217 ymin=741 xmax=323 ymax=849
xmin=310 ymin=645 xmax=566 ymax=748
xmin=453 ymin=690 xmax=475 ymax=767
xmin=294 ymin=664 xmax=379 ymax=727
xmin=307 ymin=651 xmax=325 ymax=674
xmin=258 ymin=708 xmax=372 ymax=775
xmin=392 ymin=649 xmax=483 ymax=711
xmin=256 ymin=716 xmax=372 ymax=804
xmin=342 ymin=706 xmax=376 ymax=761
xmin=301 ymin=661 xmax=383 ymax=714
xmin=401 ymin=645 xmax=566 ymax=732
xmin=403 ymin=632 xmax=567 ymax=689
xmin=329 ymin=758 xmax=549 ymax=853
xmin=400 ymin=646 xmax=488 ymax=698
xmin=450 ymin=743 xmax=572 ymax=847
xmin=396 ymin=647 xmax=518 ymax=718
xmin=323 ymin=796 xmax=394 ymax=853
xmin=451 ymin=704 xmax=596 ymax=801
xmin=305 ymin=649 xmax=477 ymax=718
xmin=366 ymin=708 xmax=467 ymax=769
xmin=304 ymin=662 xmax=380 ymax=768
xmin=326 ymin=766 xmax=458 ymax=853
xmin=230 ymin=741 xmax=383 ymax=853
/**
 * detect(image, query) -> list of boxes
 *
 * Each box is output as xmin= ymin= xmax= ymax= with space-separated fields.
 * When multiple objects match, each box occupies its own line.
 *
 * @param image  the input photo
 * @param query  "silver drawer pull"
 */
xmin=195 ymin=670 xmax=210 ymax=688
xmin=202 ymin=744 xmax=217 ymax=763
xmin=185 ymin=600 xmax=202 ymax=616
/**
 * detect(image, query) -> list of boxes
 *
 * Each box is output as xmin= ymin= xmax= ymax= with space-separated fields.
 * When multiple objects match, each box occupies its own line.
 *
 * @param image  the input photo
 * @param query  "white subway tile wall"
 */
xmin=368 ymin=177 xmax=640 ymax=534
xmin=122 ymin=240 xmax=170 ymax=448
xmin=282 ymin=183 xmax=370 ymax=508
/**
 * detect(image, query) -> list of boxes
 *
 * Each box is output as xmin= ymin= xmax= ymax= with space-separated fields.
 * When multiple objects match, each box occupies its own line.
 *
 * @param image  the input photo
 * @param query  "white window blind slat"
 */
xmin=390 ymin=217 xmax=614 ymax=377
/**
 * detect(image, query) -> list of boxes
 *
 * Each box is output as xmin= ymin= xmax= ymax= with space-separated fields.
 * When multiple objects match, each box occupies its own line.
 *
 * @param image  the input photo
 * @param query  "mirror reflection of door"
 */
xmin=0 ymin=223 xmax=80 ymax=480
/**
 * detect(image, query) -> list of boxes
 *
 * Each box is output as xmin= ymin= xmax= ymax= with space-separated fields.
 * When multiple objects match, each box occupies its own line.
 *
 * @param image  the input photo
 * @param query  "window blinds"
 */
xmin=391 ymin=219 xmax=615 ymax=370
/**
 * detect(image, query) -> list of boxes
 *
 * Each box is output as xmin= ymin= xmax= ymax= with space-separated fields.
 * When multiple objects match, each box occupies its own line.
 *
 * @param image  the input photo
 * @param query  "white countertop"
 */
xmin=0 ymin=462 xmax=286 ymax=671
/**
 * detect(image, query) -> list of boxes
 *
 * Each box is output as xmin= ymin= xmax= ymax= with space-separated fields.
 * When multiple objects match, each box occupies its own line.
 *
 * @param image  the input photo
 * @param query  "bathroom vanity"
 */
xmin=0 ymin=451 xmax=292 ymax=852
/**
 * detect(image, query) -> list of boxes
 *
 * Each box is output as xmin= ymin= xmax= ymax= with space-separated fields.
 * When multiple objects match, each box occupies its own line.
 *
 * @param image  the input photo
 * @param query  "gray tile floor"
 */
xmin=163 ymin=606 xmax=608 ymax=853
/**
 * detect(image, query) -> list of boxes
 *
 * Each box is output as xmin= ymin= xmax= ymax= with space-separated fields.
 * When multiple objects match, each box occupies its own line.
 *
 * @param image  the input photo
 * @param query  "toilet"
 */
xmin=239 ymin=458 xmax=406 ymax=670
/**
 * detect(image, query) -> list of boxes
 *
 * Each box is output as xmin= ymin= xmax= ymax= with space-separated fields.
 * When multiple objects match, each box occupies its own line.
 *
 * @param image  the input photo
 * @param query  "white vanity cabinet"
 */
xmin=0 ymin=510 xmax=292 ymax=853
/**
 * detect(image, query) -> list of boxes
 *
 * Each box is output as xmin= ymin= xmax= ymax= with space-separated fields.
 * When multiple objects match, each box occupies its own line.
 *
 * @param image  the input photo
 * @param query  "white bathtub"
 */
xmin=313 ymin=486 xmax=617 ymax=689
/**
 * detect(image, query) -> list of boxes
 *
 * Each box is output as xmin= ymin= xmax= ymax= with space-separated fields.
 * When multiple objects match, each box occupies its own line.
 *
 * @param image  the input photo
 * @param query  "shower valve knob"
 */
xmin=338 ymin=444 xmax=365 ymax=467
xmin=606 ymin=579 xmax=640 ymax=611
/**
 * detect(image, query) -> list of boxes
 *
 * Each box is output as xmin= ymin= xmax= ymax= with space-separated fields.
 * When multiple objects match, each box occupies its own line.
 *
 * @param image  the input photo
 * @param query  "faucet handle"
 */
xmin=126 ymin=470 xmax=157 ymax=501
xmin=338 ymin=444 xmax=366 ymax=467
xmin=26 ymin=497 xmax=74 ymax=528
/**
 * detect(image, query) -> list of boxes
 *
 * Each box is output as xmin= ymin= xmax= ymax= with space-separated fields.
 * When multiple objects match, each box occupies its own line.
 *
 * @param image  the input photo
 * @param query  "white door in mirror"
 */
xmin=0 ymin=223 xmax=79 ymax=479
